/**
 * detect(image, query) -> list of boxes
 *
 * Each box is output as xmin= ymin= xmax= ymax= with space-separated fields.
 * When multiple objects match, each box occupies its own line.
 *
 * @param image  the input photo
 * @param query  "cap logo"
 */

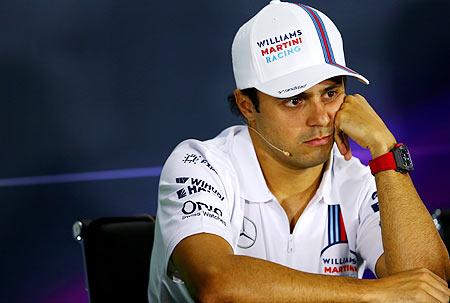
xmin=278 ymin=83 xmax=307 ymax=95
xmin=256 ymin=29 xmax=303 ymax=64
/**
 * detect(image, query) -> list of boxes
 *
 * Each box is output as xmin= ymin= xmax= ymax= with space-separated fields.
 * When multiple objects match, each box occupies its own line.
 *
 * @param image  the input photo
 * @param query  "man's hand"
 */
xmin=367 ymin=268 xmax=450 ymax=303
xmin=334 ymin=93 xmax=450 ymax=282
xmin=334 ymin=94 xmax=397 ymax=160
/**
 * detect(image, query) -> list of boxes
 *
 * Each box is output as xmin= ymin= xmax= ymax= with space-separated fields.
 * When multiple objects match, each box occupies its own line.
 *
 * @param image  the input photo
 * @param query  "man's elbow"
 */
xmin=438 ymin=244 xmax=450 ymax=282
xmin=445 ymin=256 xmax=450 ymax=282
xmin=195 ymin=267 xmax=235 ymax=303
xmin=430 ymin=248 xmax=450 ymax=281
xmin=197 ymin=282 xmax=229 ymax=303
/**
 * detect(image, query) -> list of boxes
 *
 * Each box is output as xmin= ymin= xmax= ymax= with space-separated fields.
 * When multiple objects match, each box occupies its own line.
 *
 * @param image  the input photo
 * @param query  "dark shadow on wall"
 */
xmin=385 ymin=0 xmax=450 ymax=211
xmin=386 ymin=0 xmax=450 ymax=107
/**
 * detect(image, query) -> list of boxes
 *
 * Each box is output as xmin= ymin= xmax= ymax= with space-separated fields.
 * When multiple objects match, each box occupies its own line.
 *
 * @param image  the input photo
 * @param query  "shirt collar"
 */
xmin=231 ymin=126 xmax=273 ymax=202
xmin=231 ymin=125 xmax=335 ymax=204
xmin=315 ymin=146 xmax=334 ymax=205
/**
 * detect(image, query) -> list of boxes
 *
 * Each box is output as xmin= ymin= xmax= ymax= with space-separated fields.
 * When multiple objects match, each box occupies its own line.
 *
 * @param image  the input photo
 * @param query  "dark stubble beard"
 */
xmin=279 ymin=139 xmax=334 ymax=170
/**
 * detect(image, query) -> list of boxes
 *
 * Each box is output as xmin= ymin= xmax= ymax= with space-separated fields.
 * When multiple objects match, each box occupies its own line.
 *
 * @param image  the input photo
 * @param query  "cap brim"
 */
xmin=254 ymin=63 xmax=369 ymax=98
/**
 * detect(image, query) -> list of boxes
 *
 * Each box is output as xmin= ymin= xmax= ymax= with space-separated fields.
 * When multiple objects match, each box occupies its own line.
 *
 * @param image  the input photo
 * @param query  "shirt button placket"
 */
xmin=287 ymin=234 xmax=295 ymax=254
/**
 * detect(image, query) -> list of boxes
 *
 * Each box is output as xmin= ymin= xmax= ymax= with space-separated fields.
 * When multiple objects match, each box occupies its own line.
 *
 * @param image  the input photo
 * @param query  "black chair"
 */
xmin=73 ymin=215 xmax=155 ymax=303
xmin=433 ymin=209 xmax=450 ymax=251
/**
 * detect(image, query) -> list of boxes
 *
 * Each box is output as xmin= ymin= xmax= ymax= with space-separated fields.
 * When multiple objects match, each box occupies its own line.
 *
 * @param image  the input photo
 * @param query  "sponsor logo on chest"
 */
xmin=237 ymin=216 xmax=257 ymax=249
xmin=320 ymin=204 xmax=358 ymax=277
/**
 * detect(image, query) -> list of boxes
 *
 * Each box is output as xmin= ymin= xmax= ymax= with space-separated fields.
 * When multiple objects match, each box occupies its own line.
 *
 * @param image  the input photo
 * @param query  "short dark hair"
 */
xmin=227 ymin=88 xmax=260 ymax=119
xmin=227 ymin=76 xmax=346 ymax=119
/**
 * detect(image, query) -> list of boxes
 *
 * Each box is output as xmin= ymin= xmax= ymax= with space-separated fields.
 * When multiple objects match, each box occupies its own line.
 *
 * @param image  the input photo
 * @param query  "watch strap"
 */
xmin=369 ymin=143 xmax=402 ymax=175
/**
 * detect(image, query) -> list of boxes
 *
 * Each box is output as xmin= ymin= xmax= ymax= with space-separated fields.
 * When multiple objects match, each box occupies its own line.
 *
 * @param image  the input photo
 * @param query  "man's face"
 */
xmin=249 ymin=78 xmax=345 ymax=169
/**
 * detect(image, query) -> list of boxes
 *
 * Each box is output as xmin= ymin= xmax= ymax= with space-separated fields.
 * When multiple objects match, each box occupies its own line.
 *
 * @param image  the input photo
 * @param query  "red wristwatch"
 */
xmin=369 ymin=143 xmax=414 ymax=175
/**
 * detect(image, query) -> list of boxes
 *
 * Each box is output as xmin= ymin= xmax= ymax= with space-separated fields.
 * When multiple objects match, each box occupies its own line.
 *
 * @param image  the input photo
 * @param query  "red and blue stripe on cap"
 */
xmin=297 ymin=4 xmax=357 ymax=74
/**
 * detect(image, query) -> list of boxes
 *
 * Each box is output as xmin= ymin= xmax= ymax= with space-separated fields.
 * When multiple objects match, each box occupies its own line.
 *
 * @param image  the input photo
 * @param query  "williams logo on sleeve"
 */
xmin=175 ymin=177 xmax=225 ymax=201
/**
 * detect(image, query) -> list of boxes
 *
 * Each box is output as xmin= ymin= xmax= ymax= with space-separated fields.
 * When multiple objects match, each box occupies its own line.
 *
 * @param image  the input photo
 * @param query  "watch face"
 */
xmin=394 ymin=144 xmax=414 ymax=173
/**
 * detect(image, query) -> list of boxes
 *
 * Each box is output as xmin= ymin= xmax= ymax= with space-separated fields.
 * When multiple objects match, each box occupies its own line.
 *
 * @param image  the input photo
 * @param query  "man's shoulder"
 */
xmin=175 ymin=125 xmax=242 ymax=155
xmin=160 ymin=125 xmax=245 ymax=181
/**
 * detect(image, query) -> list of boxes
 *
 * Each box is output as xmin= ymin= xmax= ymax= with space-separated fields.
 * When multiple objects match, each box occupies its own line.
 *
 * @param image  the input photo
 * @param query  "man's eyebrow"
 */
xmin=296 ymin=92 xmax=309 ymax=99
xmin=321 ymin=84 xmax=343 ymax=93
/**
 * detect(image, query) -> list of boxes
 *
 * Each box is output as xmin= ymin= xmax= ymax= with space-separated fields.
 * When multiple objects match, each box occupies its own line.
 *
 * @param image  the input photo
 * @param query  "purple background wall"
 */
xmin=0 ymin=0 xmax=449 ymax=302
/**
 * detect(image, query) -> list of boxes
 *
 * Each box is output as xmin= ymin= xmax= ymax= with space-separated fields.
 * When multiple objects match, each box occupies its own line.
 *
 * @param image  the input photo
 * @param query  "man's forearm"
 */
xmin=376 ymin=170 xmax=449 ymax=279
xmin=199 ymin=255 xmax=374 ymax=303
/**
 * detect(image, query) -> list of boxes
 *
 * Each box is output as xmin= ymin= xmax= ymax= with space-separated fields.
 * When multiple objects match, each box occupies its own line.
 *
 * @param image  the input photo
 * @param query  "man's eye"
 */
xmin=327 ymin=90 xmax=337 ymax=98
xmin=284 ymin=97 xmax=303 ymax=108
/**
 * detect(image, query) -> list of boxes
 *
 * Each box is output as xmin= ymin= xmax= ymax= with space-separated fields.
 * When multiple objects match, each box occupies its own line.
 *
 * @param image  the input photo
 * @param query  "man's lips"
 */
xmin=303 ymin=135 xmax=332 ymax=146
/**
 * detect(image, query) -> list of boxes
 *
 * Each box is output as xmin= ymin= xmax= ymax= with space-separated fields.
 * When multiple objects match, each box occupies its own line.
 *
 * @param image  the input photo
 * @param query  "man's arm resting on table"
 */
xmin=332 ymin=94 xmax=450 ymax=281
xmin=370 ymin=145 xmax=450 ymax=281
xmin=172 ymin=233 xmax=450 ymax=303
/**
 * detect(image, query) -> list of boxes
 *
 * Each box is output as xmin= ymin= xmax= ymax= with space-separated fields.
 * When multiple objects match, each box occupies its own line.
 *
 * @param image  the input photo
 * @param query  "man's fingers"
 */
xmin=421 ymin=282 xmax=450 ymax=303
xmin=424 ymin=269 xmax=448 ymax=288
xmin=423 ymin=273 xmax=450 ymax=298
xmin=334 ymin=129 xmax=347 ymax=156
xmin=334 ymin=127 xmax=352 ymax=161
xmin=411 ymin=268 xmax=450 ymax=302
xmin=414 ymin=268 xmax=449 ymax=289
xmin=343 ymin=133 xmax=352 ymax=160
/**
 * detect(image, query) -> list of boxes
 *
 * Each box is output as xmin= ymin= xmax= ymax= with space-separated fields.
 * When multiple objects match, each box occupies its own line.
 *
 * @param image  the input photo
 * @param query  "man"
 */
xmin=149 ymin=1 xmax=450 ymax=302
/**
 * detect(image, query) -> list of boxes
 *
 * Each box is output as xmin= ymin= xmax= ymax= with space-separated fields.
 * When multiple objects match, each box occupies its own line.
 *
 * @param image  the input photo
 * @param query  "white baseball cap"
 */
xmin=232 ymin=0 xmax=369 ymax=98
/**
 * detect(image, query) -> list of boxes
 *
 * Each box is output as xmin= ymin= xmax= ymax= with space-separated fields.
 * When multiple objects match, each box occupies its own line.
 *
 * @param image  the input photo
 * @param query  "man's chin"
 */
xmin=297 ymin=144 xmax=333 ymax=167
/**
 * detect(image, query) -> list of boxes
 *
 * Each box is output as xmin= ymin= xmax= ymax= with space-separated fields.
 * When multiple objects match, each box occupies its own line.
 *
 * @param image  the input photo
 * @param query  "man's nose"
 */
xmin=305 ymin=98 xmax=330 ymax=127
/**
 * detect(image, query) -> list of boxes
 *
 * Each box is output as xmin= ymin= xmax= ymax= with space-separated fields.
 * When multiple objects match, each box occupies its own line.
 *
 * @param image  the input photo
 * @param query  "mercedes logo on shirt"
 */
xmin=237 ymin=216 xmax=257 ymax=249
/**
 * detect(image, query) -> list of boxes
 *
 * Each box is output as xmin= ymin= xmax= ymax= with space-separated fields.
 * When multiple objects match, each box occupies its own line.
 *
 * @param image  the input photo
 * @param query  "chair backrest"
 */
xmin=433 ymin=209 xmax=450 ymax=250
xmin=73 ymin=216 xmax=155 ymax=303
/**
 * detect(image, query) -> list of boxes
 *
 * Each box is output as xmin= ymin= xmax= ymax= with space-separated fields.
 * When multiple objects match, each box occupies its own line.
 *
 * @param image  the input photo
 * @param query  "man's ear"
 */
xmin=234 ymin=89 xmax=257 ymax=122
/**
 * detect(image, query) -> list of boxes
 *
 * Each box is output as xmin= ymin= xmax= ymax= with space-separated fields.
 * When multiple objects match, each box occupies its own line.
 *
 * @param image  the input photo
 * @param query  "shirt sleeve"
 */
xmin=155 ymin=142 xmax=235 ymax=277
xmin=356 ymin=176 xmax=384 ymax=277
